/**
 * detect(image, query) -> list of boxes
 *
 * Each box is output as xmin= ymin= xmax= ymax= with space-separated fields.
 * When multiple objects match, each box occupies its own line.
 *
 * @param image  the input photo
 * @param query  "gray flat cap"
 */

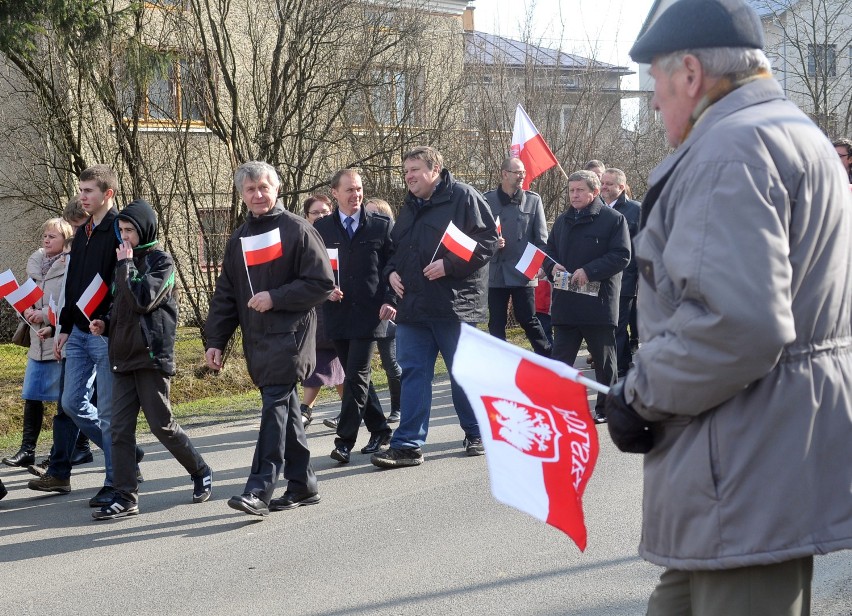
xmin=630 ymin=0 xmax=764 ymax=64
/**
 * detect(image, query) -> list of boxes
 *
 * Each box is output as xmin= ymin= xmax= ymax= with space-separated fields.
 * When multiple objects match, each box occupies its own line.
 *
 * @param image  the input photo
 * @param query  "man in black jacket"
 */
xmin=371 ymin=146 xmax=498 ymax=469
xmin=600 ymin=168 xmax=641 ymax=377
xmin=314 ymin=169 xmax=396 ymax=464
xmin=544 ymin=170 xmax=630 ymax=422
xmin=28 ymin=165 xmax=126 ymax=508
xmin=205 ymin=161 xmax=334 ymax=516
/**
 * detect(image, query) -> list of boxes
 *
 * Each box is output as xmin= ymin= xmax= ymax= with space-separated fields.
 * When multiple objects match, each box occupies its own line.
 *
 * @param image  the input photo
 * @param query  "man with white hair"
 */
xmin=605 ymin=0 xmax=852 ymax=612
xmin=205 ymin=161 xmax=335 ymax=517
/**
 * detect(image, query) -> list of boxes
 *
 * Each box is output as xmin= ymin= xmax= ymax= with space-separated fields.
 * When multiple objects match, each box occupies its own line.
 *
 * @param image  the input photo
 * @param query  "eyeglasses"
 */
xmin=840 ymin=153 xmax=850 ymax=159
xmin=505 ymin=170 xmax=526 ymax=176
xmin=308 ymin=210 xmax=329 ymax=218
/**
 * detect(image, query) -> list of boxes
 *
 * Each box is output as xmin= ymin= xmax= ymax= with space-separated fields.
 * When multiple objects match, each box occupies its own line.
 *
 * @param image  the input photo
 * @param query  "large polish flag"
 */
xmin=511 ymin=104 xmax=559 ymax=190
xmin=452 ymin=325 xmax=599 ymax=551
xmin=327 ymin=248 xmax=339 ymax=272
xmin=6 ymin=278 xmax=44 ymax=314
xmin=241 ymin=228 xmax=283 ymax=266
xmin=440 ymin=221 xmax=478 ymax=262
xmin=515 ymin=243 xmax=548 ymax=280
xmin=0 ymin=269 xmax=17 ymax=298
xmin=77 ymin=273 xmax=108 ymax=319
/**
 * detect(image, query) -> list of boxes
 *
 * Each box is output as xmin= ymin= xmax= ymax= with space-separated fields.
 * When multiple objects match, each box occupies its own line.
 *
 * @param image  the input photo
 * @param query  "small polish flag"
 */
xmin=241 ymin=228 xmax=283 ymax=266
xmin=77 ymin=273 xmax=108 ymax=319
xmin=0 ymin=269 xmax=17 ymax=298
xmin=452 ymin=325 xmax=599 ymax=551
xmin=47 ymin=295 xmax=58 ymax=327
xmin=327 ymin=248 xmax=339 ymax=272
xmin=511 ymin=104 xmax=559 ymax=190
xmin=440 ymin=221 xmax=478 ymax=262
xmin=515 ymin=243 xmax=548 ymax=280
xmin=6 ymin=278 xmax=44 ymax=314
xmin=495 ymin=216 xmax=502 ymax=237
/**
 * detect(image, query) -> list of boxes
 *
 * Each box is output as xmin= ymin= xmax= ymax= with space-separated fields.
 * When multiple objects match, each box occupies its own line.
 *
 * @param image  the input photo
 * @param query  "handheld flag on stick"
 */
xmin=495 ymin=216 xmax=502 ymax=238
xmin=511 ymin=104 xmax=560 ymax=190
xmin=452 ymin=324 xmax=604 ymax=551
xmin=47 ymin=295 xmax=58 ymax=328
xmin=6 ymin=278 xmax=44 ymax=314
xmin=241 ymin=228 xmax=283 ymax=297
xmin=327 ymin=248 xmax=340 ymax=286
xmin=515 ymin=243 xmax=550 ymax=280
xmin=77 ymin=274 xmax=108 ymax=320
xmin=431 ymin=221 xmax=478 ymax=263
xmin=0 ymin=269 xmax=17 ymax=298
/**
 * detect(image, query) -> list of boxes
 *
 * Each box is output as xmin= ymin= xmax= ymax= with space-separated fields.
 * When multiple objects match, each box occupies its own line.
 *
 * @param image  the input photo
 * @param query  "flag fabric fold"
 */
xmin=0 ymin=269 xmax=17 ymax=298
xmin=241 ymin=228 xmax=283 ymax=266
xmin=47 ymin=295 xmax=58 ymax=327
xmin=439 ymin=221 xmax=478 ymax=262
xmin=6 ymin=278 xmax=44 ymax=314
xmin=511 ymin=104 xmax=559 ymax=190
xmin=327 ymin=248 xmax=339 ymax=272
xmin=77 ymin=274 xmax=108 ymax=319
xmin=495 ymin=216 xmax=502 ymax=237
xmin=452 ymin=324 xmax=599 ymax=551
xmin=515 ymin=242 xmax=548 ymax=280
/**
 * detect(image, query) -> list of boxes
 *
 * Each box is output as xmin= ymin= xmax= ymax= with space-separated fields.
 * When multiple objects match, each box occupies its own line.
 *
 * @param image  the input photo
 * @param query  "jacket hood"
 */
xmin=115 ymin=199 xmax=158 ymax=249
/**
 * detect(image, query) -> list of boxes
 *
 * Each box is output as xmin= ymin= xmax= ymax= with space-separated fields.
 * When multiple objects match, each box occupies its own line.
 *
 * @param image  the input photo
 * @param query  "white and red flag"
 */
xmin=515 ymin=243 xmax=549 ymax=280
xmin=511 ymin=104 xmax=559 ymax=190
xmin=452 ymin=324 xmax=601 ymax=551
xmin=0 ymin=269 xmax=17 ymax=298
xmin=241 ymin=228 xmax=283 ymax=266
xmin=77 ymin=273 xmax=108 ymax=319
xmin=495 ymin=216 xmax=502 ymax=237
xmin=327 ymin=248 xmax=339 ymax=272
xmin=438 ymin=221 xmax=477 ymax=262
xmin=6 ymin=278 xmax=44 ymax=314
xmin=47 ymin=295 xmax=58 ymax=327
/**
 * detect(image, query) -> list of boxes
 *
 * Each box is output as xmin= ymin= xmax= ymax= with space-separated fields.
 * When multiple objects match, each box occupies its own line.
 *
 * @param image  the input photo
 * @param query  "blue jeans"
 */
xmin=391 ymin=321 xmax=480 ymax=449
xmin=54 ymin=326 xmax=113 ymax=485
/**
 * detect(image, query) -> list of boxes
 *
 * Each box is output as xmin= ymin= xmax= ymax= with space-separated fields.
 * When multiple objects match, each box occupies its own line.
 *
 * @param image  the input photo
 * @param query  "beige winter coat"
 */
xmin=624 ymin=77 xmax=852 ymax=570
xmin=25 ymin=248 xmax=67 ymax=362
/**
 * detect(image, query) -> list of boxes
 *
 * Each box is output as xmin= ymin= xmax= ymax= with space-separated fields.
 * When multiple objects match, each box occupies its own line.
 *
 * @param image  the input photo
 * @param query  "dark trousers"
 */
xmin=552 ymin=324 xmax=617 ymax=413
xmin=536 ymin=312 xmax=553 ymax=345
xmin=376 ymin=335 xmax=401 ymax=413
xmin=615 ymin=294 xmax=637 ymax=376
xmin=111 ymin=370 xmax=206 ymax=503
xmin=488 ymin=286 xmax=552 ymax=356
xmin=245 ymin=383 xmax=316 ymax=503
xmin=332 ymin=338 xmax=391 ymax=450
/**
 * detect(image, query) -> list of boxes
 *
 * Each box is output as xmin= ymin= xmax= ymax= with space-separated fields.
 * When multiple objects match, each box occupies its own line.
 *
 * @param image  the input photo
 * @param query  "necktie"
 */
xmin=344 ymin=216 xmax=354 ymax=239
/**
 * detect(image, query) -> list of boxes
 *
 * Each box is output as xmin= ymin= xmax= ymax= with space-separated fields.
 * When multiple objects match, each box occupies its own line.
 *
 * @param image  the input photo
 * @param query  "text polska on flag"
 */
xmin=452 ymin=324 xmax=600 ymax=551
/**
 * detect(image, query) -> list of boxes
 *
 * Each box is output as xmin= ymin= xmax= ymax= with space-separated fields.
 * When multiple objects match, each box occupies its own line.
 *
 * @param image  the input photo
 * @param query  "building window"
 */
xmin=197 ymin=208 xmax=231 ymax=268
xmin=121 ymin=52 xmax=209 ymax=125
xmin=348 ymin=69 xmax=421 ymax=127
xmin=559 ymin=104 xmax=576 ymax=132
xmin=807 ymin=44 xmax=836 ymax=77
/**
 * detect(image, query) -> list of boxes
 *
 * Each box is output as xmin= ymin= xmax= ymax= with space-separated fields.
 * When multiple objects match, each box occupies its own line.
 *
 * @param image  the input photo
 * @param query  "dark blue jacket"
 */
xmin=612 ymin=192 xmax=641 ymax=296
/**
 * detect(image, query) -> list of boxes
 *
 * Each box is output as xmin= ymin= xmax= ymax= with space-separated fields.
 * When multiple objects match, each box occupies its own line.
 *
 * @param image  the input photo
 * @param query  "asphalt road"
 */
xmin=1 ymin=379 xmax=850 ymax=615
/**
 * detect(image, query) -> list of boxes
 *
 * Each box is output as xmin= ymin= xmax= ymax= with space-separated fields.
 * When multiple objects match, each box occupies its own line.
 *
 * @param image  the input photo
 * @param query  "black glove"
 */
xmin=605 ymin=381 xmax=654 ymax=454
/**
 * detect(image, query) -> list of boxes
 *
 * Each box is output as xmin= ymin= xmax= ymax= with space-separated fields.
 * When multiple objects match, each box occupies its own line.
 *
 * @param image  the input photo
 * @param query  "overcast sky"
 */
xmin=470 ymin=0 xmax=656 ymax=80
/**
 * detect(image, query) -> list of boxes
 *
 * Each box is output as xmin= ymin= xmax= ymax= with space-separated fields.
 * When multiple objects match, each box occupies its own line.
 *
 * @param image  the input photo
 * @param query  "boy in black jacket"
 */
xmin=91 ymin=199 xmax=211 ymax=520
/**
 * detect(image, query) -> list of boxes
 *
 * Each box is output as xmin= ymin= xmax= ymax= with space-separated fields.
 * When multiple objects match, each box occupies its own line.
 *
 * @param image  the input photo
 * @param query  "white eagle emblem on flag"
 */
xmin=483 ymin=397 xmax=561 ymax=460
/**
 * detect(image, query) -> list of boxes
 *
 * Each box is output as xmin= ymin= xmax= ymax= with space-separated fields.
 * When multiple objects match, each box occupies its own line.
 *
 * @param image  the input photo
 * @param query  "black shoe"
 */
xmin=136 ymin=467 xmax=144 ymax=484
xmin=227 ymin=493 xmax=269 ymax=517
xmin=463 ymin=436 xmax=485 ymax=457
xmin=0 ymin=479 xmax=7 ymax=501
xmin=269 ymin=491 xmax=320 ymax=511
xmin=371 ymin=447 xmax=423 ymax=469
xmin=191 ymin=466 xmax=213 ymax=503
xmin=592 ymin=411 xmax=608 ymax=424
xmin=28 ymin=458 xmax=50 ymax=478
xmin=135 ymin=446 xmax=145 ymax=463
xmin=387 ymin=410 xmax=401 ymax=424
xmin=630 ymin=339 xmax=640 ymax=353
xmin=92 ymin=495 xmax=139 ymax=520
xmin=89 ymin=486 xmax=116 ymax=508
xmin=360 ymin=431 xmax=391 ymax=454
xmin=300 ymin=404 xmax=313 ymax=429
xmin=330 ymin=445 xmax=351 ymax=464
xmin=2 ymin=448 xmax=35 ymax=468
xmin=70 ymin=448 xmax=94 ymax=466
xmin=323 ymin=415 xmax=339 ymax=430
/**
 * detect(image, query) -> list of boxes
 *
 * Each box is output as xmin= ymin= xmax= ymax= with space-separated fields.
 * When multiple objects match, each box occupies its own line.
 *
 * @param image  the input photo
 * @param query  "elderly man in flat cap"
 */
xmin=604 ymin=0 xmax=852 ymax=613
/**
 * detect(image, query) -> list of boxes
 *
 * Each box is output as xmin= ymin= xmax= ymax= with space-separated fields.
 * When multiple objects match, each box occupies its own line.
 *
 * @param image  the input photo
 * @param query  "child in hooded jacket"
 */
xmin=91 ymin=199 xmax=212 ymax=520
